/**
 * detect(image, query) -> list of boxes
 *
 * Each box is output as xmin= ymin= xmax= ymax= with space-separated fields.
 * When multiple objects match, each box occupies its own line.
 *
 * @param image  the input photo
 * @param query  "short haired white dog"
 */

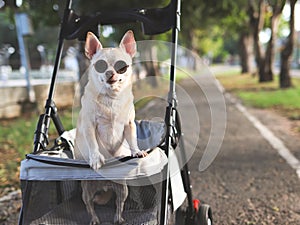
xmin=74 ymin=30 xmax=147 ymax=225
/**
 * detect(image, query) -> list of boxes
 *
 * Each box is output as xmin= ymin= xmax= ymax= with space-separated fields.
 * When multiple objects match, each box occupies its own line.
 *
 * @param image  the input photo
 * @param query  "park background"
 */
xmin=0 ymin=0 xmax=300 ymax=224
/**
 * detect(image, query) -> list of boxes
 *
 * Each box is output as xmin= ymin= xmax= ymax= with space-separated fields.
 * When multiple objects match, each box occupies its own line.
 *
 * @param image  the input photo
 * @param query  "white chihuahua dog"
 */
xmin=74 ymin=30 xmax=147 ymax=225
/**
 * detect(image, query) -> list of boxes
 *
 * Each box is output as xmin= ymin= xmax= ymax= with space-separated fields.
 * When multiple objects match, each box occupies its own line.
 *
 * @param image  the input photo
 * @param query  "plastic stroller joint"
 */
xmin=33 ymin=100 xmax=65 ymax=153
xmin=45 ymin=99 xmax=65 ymax=136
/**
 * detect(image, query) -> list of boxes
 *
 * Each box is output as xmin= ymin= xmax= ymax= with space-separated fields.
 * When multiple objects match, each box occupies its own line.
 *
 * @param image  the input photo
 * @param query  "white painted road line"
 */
xmin=226 ymin=93 xmax=300 ymax=179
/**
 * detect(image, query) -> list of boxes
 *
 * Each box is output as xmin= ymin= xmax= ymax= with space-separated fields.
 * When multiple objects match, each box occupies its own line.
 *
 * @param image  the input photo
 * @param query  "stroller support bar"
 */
xmin=33 ymin=100 xmax=65 ymax=152
xmin=45 ymin=99 xmax=65 ymax=136
xmin=160 ymin=1 xmax=181 ymax=223
xmin=33 ymin=114 xmax=50 ymax=152
xmin=33 ymin=0 xmax=72 ymax=153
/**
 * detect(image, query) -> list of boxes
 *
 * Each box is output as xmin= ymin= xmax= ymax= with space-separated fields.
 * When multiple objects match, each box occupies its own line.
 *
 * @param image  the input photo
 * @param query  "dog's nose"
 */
xmin=106 ymin=70 xmax=118 ymax=84
xmin=105 ymin=70 xmax=114 ymax=79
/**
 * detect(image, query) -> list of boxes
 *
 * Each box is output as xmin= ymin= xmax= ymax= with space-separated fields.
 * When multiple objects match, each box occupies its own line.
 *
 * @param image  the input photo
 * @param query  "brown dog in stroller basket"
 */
xmin=18 ymin=0 xmax=213 ymax=224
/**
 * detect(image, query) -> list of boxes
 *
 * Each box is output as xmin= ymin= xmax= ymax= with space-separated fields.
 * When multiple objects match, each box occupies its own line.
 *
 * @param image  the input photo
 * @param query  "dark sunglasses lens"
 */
xmin=94 ymin=60 xmax=108 ymax=73
xmin=114 ymin=60 xmax=128 ymax=74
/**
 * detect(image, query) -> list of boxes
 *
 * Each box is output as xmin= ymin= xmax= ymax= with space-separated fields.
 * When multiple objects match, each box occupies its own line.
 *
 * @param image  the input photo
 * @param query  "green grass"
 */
xmin=237 ymin=88 xmax=300 ymax=109
xmin=1 ymin=118 xmax=37 ymax=157
xmin=0 ymin=109 xmax=74 ymax=188
xmin=216 ymin=72 xmax=300 ymax=119
xmin=211 ymin=66 xmax=241 ymax=77
xmin=217 ymin=73 xmax=278 ymax=91
xmin=0 ymin=110 xmax=74 ymax=156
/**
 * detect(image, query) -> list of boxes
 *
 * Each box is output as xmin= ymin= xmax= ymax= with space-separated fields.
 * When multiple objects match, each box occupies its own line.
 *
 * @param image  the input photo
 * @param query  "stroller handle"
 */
xmin=61 ymin=0 xmax=179 ymax=41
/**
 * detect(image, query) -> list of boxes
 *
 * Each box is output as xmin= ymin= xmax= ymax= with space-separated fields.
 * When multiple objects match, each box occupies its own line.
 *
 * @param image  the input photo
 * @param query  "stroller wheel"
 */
xmin=175 ymin=207 xmax=185 ymax=225
xmin=196 ymin=204 xmax=213 ymax=225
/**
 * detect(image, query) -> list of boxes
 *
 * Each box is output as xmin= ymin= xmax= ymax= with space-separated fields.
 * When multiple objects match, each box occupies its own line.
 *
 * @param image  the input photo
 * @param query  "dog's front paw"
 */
xmin=89 ymin=152 xmax=105 ymax=170
xmin=90 ymin=217 xmax=100 ymax=225
xmin=132 ymin=150 xmax=148 ymax=158
xmin=114 ymin=215 xmax=125 ymax=225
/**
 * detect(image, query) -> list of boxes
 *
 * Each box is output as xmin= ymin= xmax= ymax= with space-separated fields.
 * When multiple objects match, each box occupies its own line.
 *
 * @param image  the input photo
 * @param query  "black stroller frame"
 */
xmin=19 ymin=0 xmax=213 ymax=224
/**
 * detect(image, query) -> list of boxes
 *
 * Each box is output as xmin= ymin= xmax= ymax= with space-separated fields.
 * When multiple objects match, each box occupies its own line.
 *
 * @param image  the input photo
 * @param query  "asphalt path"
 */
xmin=180 ymin=75 xmax=300 ymax=224
xmin=137 ymin=73 xmax=300 ymax=224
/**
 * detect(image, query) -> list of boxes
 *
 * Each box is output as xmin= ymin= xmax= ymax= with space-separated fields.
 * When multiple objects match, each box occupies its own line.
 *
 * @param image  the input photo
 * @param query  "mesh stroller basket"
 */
xmin=19 ymin=121 xmax=186 ymax=225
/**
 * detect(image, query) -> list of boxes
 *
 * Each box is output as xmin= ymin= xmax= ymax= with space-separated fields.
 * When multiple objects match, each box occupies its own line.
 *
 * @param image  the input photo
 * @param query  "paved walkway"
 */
xmin=137 ymin=72 xmax=300 ymax=224
xmin=180 ymin=74 xmax=300 ymax=224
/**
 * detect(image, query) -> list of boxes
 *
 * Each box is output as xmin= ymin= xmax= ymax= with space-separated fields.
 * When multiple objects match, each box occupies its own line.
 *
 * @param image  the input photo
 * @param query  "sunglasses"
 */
xmin=94 ymin=60 xmax=129 ymax=74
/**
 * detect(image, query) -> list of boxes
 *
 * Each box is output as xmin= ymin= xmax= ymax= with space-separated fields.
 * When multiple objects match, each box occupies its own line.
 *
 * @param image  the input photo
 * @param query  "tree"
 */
xmin=219 ymin=0 xmax=255 ymax=73
xmin=181 ymin=0 xmax=246 ymax=65
xmin=249 ymin=0 xmax=285 ymax=82
xmin=264 ymin=0 xmax=285 ymax=81
xmin=279 ymin=0 xmax=297 ymax=88
xmin=239 ymin=30 xmax=256 ymax=74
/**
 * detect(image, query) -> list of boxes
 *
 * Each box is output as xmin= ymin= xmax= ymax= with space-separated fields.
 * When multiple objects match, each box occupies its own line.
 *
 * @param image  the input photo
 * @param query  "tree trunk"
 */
xmin=249 ymin=0 xmax=265 ymax=79
xmin=280 ymin=53 xmax=292 ymax=88
xmin=238 ymin=32 xmax=255 ymax=74
xmin=249 ymin=0 xmax=285 ymax=83
xmin=280 ymin=0 xmax=297 ymax=88
xmin=187 ymin=29 xmax=202 ymax=70
xmin=262 ymin=18 xmax=279 ymax=81
xmin=144 ymin=61 xmax=159 ymax=87
xmin=263 ymin=34 xmax=274 ymax=81
xmin=263 ymin=2 xmax=285 ymax=82
xmin=141 ymin=37 xmax=160 ymax=88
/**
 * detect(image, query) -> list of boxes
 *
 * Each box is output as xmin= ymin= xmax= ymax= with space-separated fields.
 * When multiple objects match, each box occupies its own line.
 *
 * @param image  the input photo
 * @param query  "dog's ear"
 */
xmin=119 ymin=30 xmax=136 ymax=58
xmin=85 ymin=32 xmax=102 ymax=60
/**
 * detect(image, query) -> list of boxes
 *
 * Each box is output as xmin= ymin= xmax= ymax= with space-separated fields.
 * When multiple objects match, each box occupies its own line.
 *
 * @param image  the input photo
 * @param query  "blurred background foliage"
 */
xmin=0 ymin=0 xmax=299 ymax=85
xmin=0 ymin=0 xmax=251 ymax=68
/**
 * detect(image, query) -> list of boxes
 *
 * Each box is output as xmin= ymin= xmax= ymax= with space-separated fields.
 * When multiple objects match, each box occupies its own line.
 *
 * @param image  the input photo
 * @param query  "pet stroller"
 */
xmin=18 ymin=0 xmax=213 ymax=224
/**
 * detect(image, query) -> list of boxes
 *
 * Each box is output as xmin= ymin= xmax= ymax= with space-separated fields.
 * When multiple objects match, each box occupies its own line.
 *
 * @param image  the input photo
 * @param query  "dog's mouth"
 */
xmin=107 ymin=76 xmax=119 ymax=85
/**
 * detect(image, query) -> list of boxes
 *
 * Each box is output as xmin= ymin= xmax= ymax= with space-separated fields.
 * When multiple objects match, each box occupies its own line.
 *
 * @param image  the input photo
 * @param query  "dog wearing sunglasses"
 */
xmin=74 ymin=30 xmax=147 ymax=225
